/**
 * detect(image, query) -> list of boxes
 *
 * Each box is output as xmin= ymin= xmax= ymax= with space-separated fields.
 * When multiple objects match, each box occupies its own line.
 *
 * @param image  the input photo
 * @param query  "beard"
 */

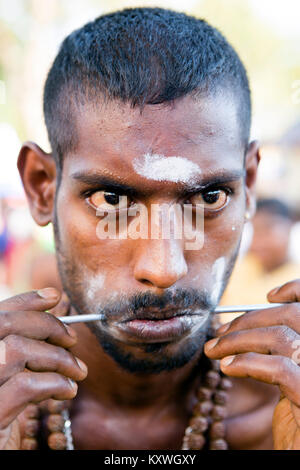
xmin=53 ymin=209 xmax=239 ymax=375
xmin=58 ymin=257 xmax=214 ymax=373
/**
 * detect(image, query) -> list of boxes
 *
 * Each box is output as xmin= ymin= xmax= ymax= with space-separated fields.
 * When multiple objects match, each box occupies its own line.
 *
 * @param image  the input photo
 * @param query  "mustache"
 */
xmin=96 ymin=288 xmax=214 ymax=322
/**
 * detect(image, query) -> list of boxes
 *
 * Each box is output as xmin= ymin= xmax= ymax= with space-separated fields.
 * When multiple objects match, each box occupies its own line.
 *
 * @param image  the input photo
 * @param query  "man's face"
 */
xmin=52 ymin=93 xmax=251 ymax=373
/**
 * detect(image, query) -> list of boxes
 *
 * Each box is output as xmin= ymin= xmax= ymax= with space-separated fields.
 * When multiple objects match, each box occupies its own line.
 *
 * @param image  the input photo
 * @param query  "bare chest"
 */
xmin=67 ymin=379 xmax=279 ymax=450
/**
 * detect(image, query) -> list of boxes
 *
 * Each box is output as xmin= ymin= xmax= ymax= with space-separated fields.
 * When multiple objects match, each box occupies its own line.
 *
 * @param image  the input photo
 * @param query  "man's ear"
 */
xmin=244 ymin=140 xmax=261 ymax=220
xmin=17 ymin=142 xmax=57 ymax=226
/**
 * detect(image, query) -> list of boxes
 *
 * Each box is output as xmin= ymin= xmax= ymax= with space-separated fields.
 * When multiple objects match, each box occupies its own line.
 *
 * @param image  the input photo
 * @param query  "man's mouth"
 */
xmin=113 ymin=308 xmax=209 ymax=343
xmin=121 ymin=307 xmax=192 ymax=322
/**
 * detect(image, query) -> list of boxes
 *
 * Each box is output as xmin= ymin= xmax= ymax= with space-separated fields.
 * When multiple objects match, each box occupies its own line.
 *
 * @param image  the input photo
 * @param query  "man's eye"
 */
xmin=88 ymin=191 xmax=129 ymax=211
xmin=190 ymin=189 xmax=229 ymax=211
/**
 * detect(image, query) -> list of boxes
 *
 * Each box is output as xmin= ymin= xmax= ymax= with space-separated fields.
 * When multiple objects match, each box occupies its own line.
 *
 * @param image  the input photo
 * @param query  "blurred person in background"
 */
xmin=251 ymin=199 xmax=295 ymax=273
xmin=221 ymin=198 xmax=299 ymax=307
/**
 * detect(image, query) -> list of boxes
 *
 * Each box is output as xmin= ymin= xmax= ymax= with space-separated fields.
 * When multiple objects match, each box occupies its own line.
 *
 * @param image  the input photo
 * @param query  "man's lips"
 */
xmin=112 ymin=309 xmax=209 ymax=343
xmin=120 ymin=308 xmax=191 ymax=323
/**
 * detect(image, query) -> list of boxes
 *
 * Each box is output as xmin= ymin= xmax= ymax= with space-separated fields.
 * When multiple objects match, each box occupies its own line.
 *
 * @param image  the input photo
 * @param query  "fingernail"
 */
xmin=217 ymin=322 xmax=231 ymax=334
xmin=221 ymin=355 xmax=235 ymax=367
xmin=75 ymin=357 xmax=88 ymax=374
xmin=268 ymin=286 xmax=280 ymax=296
xmin=205 ymin=338 xmax=219 ymax=351
xmin=65 ymin=325 xmax=77 ymax=339
xmin=68 ymin=379 xmax=78 ymax=392
xmin=37 ymin=288 xmax=59 ymax=300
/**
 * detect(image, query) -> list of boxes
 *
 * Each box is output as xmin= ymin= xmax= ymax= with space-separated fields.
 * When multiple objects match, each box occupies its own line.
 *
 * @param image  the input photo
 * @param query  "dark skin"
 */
xmin=0 ymin=93 xmax=299 ymax=449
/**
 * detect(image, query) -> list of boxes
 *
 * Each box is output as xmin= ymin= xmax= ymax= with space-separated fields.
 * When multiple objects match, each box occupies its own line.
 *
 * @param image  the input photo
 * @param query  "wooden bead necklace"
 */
xmin=20 ymin=320 xmax=231 ymax=450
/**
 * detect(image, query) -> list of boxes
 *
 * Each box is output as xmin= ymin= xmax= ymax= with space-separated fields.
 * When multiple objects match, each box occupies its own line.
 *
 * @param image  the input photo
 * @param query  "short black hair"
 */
xmin=256 ymin=198 xmax=293 ymax=221
xmin=43 ymin=7 xmax=251 ymax=173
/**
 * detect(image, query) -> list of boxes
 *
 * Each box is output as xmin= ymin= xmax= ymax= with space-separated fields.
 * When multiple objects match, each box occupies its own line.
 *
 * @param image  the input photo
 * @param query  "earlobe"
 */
xmin=17 ymin=141 xmax=57 ymax=227
xmin=244 ymin=140 xmax=261 ymax=221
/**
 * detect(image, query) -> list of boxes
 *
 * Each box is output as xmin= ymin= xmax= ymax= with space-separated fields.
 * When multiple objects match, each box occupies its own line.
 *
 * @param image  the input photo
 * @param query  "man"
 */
xmin=0 ymin=8 xmax=299 ymax=450
xmin=250 ymin=199 xmax=295 ymax=273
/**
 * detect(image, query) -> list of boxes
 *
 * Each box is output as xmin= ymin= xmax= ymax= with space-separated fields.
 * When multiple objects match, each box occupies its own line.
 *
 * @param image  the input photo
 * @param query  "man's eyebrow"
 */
xmin=71 ymin=171 xmax=139 ymax=196
xmin=71 ymin=169 xmax=245 ymax=195
xmin=185 ymin=169 xmax=246 ymax=192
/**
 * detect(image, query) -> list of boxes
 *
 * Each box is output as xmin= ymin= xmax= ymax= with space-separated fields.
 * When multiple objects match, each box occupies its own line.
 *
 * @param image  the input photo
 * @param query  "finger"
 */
xmin=0 ymin=311 xmax=77 ymax=347
xmin=219 ymin=352 xmax=300 ymax=407
xmin=216 ymin=303 xmax=300 ymax=336
xmin=267 ymin=279 xmax=300 ymax=303
xmin=0 ymin=288 xmax=61 ymax=313
xmin=0 ymin=371 xmax=78 ymax=430
xmin=47 ymin=292 xmax=71 ymax=318
xmin=0 ymin=335 xmax=88 ymax=386
xmin=204 ymin=326 xmax=299 ymax=360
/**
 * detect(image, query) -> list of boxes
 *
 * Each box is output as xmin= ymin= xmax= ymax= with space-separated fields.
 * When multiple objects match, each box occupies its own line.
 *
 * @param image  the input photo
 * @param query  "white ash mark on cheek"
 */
xmin=85 ymin=272 xmax=106 ymax=301
xmin=211 ymin=257 xmax=226 ymax=305
xmin=132 ymin=153 xmax=202 ymax=183
xmin=232 ymin=226 xmax=236 ymax=231
xmin=191 ymin=273 xmax=201 ymax=282
xmin=169 ymin=241 xmax=187 ymax=276
xmin=0 ymin=341 xmax=6 ymax=365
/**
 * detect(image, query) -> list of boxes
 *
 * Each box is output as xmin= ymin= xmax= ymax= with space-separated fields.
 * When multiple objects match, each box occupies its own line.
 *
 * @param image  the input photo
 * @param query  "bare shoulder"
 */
xmin=225 ymin=376 xmax=280 ymax=450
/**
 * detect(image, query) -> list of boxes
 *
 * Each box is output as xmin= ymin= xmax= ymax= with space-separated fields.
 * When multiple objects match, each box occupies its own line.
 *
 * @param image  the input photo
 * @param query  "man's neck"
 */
xmin=69 ymin=320 xmax=203 ymax=412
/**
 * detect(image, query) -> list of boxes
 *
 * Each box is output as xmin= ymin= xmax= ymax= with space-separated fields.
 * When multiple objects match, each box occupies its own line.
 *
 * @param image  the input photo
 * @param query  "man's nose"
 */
xmin=133 ymin=239 xmax=188 ymax=289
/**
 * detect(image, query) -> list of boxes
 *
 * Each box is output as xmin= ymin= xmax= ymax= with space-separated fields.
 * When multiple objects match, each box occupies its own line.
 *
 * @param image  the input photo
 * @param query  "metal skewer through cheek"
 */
xmin=58 ymin=303 xmax=285 ymax=324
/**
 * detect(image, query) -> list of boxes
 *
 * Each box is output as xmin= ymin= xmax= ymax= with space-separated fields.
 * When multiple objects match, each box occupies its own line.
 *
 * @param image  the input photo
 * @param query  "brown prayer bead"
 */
xmin=214 ymin=390 xmax=228 ymax=405
xmin=194 ymin=400 xmax=213 ymax=416
xmin=220 ymin=378 xmax=232 ymax=390
xmin=197 ymin=386 xmax=213 ymax=401
xmin=189 ymin=416 xmax=208 ymax=433
xmin=24 ymin=404 xmax=40 ymax=419
xmin=205 ymin=370 xmax=220 ymax=389
xmin=210 ymin=438 xmax=228 ymax=450
xmin=47 ymin=414 xmax=65 ymax=432
xmin=47 ymin=400 xmax=66 ymax=414
xmin=186 ymin=433 xmax=205 ymax=450
xmin=48 ymin=432 xmax=68 ymax=450
xmin=21 ymin=438 xmax=38 ymax=450
xmin=24 ymin=419 xmax=39 ymax=438
xmin=209 ymin=421 xmax=226 ymax=439
xmin=211 ymin=405 xmax=227 ymax=421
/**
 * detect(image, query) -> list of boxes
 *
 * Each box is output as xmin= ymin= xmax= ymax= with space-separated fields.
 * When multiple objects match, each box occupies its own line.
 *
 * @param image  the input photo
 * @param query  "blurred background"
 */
xmin=0 ymin=0 xmax=299 ymax=304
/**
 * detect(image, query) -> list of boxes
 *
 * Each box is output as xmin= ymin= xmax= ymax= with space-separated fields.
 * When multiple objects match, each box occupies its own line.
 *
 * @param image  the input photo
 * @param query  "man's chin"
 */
xmin=86 ymin=321 xmax=209 ymax=374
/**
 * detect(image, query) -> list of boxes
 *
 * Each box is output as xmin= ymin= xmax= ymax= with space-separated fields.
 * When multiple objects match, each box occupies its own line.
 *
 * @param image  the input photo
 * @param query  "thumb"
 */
xmin=47 ymin=291 xmax=71 ymax=318
xmin=267 ymin=279 xmax=300 ymax=303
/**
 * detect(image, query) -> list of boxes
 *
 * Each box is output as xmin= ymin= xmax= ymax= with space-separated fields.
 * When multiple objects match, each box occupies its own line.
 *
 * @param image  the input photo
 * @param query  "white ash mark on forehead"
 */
xmin=132 ymin=153 xmax=202 ymax=183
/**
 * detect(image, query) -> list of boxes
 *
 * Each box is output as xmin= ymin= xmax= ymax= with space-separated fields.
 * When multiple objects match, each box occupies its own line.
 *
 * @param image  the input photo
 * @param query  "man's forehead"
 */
xmin=71 ymin=93 xmax=244 ymax=160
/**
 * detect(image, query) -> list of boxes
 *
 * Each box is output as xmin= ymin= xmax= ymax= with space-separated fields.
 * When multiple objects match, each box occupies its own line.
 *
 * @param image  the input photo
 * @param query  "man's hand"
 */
xmin=204 ymin=279 xmax=300 ymax=450
xmin=0 ymin=288 xmax=87 ymax=450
